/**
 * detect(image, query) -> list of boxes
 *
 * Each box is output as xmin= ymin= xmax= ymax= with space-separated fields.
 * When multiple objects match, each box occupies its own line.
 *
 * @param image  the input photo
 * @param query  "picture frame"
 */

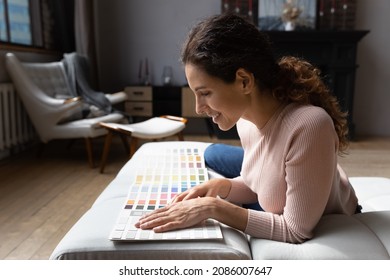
xmin=258 ymin=0 xmax=317 ymax=31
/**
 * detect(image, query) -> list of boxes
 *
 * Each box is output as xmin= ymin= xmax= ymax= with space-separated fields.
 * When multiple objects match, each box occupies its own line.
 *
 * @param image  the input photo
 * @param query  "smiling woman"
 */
xmin=136 ymin=13 xmax=360 ymax=244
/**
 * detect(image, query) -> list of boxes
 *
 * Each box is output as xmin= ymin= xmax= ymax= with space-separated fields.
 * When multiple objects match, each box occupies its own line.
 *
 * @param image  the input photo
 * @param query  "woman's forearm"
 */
xmin=209 ymin=197 xmax=248 ymax=232
xmin=211 ymin=178 xmax=232 ymax=198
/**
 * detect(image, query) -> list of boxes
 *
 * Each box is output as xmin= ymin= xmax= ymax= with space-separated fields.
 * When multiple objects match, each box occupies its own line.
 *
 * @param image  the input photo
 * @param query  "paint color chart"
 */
xmin=109 ymin=147 xmax=223 ymax=241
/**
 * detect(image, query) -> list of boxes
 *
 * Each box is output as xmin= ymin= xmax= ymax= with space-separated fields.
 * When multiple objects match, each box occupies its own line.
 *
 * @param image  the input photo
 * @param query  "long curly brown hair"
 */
xmin=275 ymin=56 xmax=349 ymax=152
xmin=181 ymin=13 xmax=349 ymax=153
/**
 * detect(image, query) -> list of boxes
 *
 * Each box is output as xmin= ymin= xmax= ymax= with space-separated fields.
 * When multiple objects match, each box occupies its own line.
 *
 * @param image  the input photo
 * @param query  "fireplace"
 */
xmin=265 ymin=30 xmax=369 ymax=139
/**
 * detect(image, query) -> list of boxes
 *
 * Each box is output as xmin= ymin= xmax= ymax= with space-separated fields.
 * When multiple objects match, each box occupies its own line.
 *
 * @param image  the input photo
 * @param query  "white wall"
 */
xmin=94 ymin=0 xmax=220 ymax=91
xmin=354 ymin=0 xmax=390 ymax=136
xmin=92 ymin=0 xmax=390 ymax=136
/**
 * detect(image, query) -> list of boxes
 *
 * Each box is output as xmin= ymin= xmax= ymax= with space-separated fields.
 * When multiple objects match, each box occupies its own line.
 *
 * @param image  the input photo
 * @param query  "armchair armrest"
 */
xmin=63 ymin=96 xmax=82 ymax=104
xmin=160 ymin=115 xmax=188 ymax=124
xmin=105 ymin=91 xmax=127 ymax=104
xmin=45 ymin=95 xmax=84 ymax=124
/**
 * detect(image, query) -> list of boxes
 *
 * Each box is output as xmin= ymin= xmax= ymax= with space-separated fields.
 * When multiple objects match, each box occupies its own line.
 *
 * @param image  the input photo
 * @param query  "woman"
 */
xmin=136 ymin=13 xmax=360 ymax=243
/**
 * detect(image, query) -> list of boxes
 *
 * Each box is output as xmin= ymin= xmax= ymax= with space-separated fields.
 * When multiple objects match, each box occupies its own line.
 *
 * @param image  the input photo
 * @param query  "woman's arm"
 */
xmin=226 ymin=176 xmax=259 ymax=204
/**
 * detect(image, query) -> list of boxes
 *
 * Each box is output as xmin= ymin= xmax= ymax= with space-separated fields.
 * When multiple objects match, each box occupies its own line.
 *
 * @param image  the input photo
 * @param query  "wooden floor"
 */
xmin=0 ymin=134 xmax=389 ymax=260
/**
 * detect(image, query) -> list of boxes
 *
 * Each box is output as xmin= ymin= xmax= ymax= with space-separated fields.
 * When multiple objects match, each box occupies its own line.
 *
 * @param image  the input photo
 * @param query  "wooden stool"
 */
xmin=99 ymin=115 xmax=187 ymax=173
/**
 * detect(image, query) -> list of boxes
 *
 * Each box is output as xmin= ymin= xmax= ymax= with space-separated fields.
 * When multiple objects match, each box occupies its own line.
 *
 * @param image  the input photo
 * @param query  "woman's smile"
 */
xmin=208 ymin=112 xmax=221 ymax=123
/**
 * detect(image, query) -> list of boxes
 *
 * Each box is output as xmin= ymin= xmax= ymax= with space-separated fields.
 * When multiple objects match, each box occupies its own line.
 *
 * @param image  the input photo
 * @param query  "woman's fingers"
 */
xmin=170 ymin=188 xmax=202 ymax=204
xmin=135 ymin=198 xmax=209 ymax=232
xmin=134 ymin=207 xmax=167 ymax=228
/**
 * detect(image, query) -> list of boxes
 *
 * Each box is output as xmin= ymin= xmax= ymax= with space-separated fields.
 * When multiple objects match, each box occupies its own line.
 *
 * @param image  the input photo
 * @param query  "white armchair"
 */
xmin=5 ymin=52 xmax=126 ymax=167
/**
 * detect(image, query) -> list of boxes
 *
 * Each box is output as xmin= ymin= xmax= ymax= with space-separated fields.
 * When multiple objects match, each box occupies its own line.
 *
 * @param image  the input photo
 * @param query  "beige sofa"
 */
xmin=50 ymin=142 xmax=390 ymax=260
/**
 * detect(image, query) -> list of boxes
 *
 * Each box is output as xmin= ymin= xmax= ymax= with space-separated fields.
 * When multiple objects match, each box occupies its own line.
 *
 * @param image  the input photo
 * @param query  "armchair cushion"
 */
xmin=22 ymin=61 xmax=74 ymax=99
xmin=22 ymin=53 xmax=119 ymax=124
xmin=22 ymin=61 xmax=84 ymax=123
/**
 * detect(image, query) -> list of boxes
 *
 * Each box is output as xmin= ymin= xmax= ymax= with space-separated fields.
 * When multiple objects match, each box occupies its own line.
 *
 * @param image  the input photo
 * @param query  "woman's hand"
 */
xmin=134 ymin=178 xmax=248 ymax=234
xmin=170 ymin=178 xmax=232 ymax=204
xmin=135 ymin=197 xmax=217 ymax=232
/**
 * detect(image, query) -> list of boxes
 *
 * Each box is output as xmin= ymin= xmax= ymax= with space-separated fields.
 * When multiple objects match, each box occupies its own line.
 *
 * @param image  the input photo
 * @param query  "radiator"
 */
xmin=0 ymin=83 xmax=36 ymax=158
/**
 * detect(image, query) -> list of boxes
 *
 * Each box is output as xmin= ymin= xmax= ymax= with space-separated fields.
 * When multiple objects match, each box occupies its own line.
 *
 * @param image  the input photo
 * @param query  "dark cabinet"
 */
xmin=152 ymin=86 xmax=182 ymax=116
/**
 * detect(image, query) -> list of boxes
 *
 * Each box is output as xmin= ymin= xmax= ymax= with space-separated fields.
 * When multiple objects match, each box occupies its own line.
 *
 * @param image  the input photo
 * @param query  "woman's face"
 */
xmin=185 ymin=63 xmax=250 ymax=131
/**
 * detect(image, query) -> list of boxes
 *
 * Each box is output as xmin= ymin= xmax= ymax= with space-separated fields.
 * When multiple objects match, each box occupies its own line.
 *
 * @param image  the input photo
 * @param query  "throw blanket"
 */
xmin=62 ymin=52 xmax=112 ymax=116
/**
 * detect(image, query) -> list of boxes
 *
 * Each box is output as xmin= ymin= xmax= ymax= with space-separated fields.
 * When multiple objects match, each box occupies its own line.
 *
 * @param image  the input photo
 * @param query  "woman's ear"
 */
xmin=236 ymin=68 xmax=254 ymax=94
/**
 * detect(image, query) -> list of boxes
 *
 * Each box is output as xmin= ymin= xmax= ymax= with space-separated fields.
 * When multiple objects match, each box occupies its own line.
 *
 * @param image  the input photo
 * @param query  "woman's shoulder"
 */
xmin=236 ymin=103 xmax=335 ymax=138
xmin=282 ymin=103 xmax=333 ymax=129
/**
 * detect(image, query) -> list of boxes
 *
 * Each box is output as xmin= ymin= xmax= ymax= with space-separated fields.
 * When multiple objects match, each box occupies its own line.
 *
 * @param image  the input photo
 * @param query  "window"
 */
xmin=0 ymin=0 xmax=10 ymax=42
xmin=0 ymin=0 xmax=75 ymax=52
xmin=0 ymin=0 xmax=32 ymax=45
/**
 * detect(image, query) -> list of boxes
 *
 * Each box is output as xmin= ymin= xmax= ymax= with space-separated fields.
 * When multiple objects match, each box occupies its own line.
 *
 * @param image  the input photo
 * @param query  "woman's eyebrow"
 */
xmin=194 ymin=86 xmax=207 ymax=91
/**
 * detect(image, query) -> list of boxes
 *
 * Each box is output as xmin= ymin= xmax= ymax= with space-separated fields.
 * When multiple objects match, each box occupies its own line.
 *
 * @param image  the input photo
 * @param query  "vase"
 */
xmin=284 ymin=21 xmax=295 ymax=31
xmin=161 ymin=66 xmax=173 ymax=86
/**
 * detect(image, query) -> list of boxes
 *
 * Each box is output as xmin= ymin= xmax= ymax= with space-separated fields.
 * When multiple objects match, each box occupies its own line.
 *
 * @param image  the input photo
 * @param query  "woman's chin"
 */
xmin=212 ymin=115 xmax=235 ymax=131
xmin=215 ymin=122 xmax=235 ymax=131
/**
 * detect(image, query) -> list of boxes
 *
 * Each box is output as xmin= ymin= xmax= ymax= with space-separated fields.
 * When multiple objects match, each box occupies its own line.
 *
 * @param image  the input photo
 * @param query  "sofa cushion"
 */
xmin=350 ymin=177 xmax=390 ymax=212
xmin=250 ymin=177 xmax=390 ymax=260
xmin=250 ymin=212 xmax=390 ymax=260
xmin=354 ymin=211 xmax=390 ymax=256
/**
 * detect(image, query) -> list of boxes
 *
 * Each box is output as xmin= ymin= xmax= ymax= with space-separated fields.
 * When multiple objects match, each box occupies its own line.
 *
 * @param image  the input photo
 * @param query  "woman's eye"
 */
xmin=200 ymin=92 xmax=210 ymax=97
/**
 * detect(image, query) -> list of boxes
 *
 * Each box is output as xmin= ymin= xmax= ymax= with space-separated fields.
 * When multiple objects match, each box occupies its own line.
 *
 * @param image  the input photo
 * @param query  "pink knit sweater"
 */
xmin=226 ymin=103 xmax=358 ymax=243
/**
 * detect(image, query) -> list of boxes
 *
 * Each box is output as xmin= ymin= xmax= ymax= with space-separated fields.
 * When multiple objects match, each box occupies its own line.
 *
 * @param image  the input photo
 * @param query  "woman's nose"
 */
xmin=195 ymin=96 xmax=206 ymax=115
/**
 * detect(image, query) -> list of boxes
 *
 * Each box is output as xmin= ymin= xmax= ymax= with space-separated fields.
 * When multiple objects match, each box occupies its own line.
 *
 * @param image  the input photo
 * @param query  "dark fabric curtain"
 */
xmin=74 ymin=0 xmax=99 ymax=89
xmin=41 ymin=0 xmax=75 ymax=52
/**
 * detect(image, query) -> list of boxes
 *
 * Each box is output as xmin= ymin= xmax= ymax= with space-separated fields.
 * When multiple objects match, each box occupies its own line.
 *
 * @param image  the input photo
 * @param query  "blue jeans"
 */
xmin=204 ymin=143 xmax=244 ymax=179
xmin=204 ymin=143 xmax=263 ymax=211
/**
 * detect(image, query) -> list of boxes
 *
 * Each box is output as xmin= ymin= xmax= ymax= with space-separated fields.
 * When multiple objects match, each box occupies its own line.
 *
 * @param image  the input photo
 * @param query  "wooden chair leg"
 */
xmin=177 ymin=132 xmax=184 ymax=141
xmin=99 ymin=131 xmax=113 ymax=173
xmin=129 ymin=138 xmax=138 ymax=158
xmin=85 ymin=138 xmax=94 ymax=168
xmin=119 ymin=134 xmax=130 ymax=155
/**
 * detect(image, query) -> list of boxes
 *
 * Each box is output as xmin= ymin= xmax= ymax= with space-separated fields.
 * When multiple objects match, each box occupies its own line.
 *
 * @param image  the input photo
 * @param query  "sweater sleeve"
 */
xmin=244 ymin=110 xmax=339 ymax=243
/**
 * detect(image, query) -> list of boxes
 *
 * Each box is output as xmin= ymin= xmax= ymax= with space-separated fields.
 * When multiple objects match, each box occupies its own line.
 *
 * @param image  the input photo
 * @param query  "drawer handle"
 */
xmin=133 ymin=91 xmax=144 ymax=95
xmin=133 ymin=107 xmax=144 ymax=111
